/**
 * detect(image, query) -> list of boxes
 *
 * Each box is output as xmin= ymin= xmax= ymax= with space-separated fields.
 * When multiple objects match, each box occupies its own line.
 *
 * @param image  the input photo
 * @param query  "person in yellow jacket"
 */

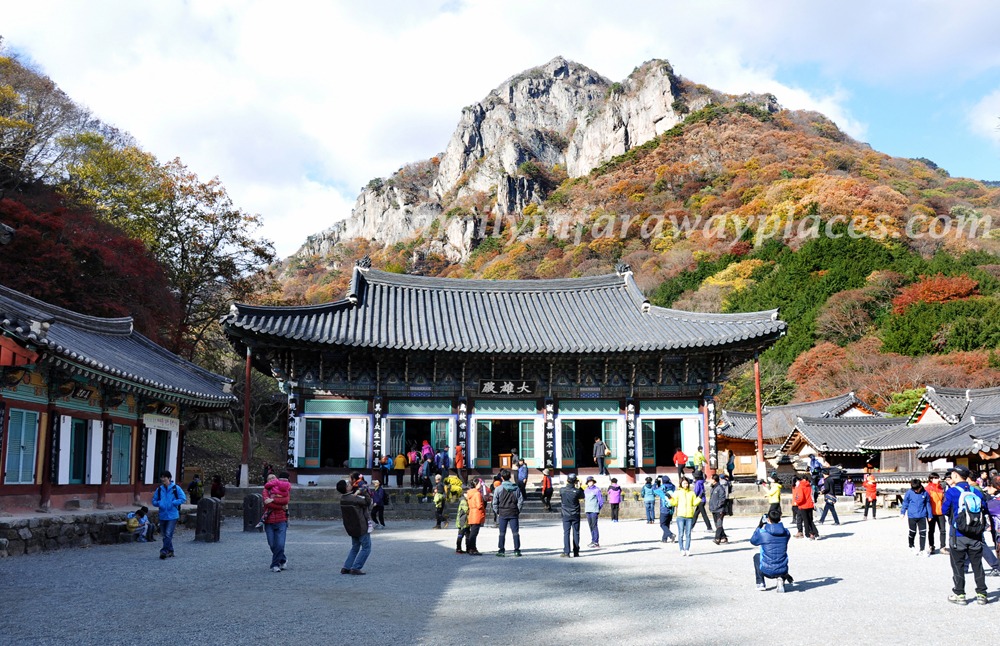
xmin=669 ymin=477 xmax=699 ymax=556
xmin=766 ymin=474 xmax=782 ymax=517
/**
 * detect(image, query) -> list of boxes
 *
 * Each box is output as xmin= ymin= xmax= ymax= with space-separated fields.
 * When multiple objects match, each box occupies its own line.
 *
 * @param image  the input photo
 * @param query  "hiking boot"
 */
xmin=756 ymin=583 xmax=766 ymax=591
xmin=280 ymin=561 xmax=287 ymax=570
xmin=513 ymin=550 xmax=522 ymax=557
xmin=159 ymin=552 xmax=167 ymax=560
xmin=341 ymin=568 xmax=350 ymax=574
xmin=977 ymin=593 xmax=988 ymax=605
xmin=948 ymin=593 xmax=967 ymax=605
xmin=455 ymin=549 xmax=465 ymax=554
xmin=776 ymin=578 xmax=785 ymax=593
xmin=349 ymin=569 xmax=366 ymax=575
xmin=496 ymin=551 xmax=505 ymax=557
xmin=560 ymin=553 xmax=569 ymax=558
xmin=784 ymin=575 xmax=794 ymax=585
xmin=271 ymin=566 xmax=281 ymax=573
xmin=573 ymin=550 xmax=579 ymax=557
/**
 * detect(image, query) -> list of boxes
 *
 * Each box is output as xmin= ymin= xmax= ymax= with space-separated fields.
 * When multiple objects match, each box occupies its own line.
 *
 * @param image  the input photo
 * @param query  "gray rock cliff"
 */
xmin=291 ymin=57 xmax=767 ymax=265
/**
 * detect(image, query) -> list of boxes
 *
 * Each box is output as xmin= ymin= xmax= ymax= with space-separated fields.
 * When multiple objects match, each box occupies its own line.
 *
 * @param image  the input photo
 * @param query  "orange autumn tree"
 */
xmin=891 ymin=274 xmax=979 ymax=314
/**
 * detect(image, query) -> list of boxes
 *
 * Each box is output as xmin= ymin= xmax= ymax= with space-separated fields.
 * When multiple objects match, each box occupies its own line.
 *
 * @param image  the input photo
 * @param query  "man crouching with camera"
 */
xmin=750 ymin=508 xmax=794 ymax=592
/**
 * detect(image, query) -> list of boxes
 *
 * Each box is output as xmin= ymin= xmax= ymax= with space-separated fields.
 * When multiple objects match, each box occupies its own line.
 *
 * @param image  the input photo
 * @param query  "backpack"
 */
xmin=126 ymin=513 xmax=140 ymax=532
xmin=955 ymin=490 xmax=986 ymax=537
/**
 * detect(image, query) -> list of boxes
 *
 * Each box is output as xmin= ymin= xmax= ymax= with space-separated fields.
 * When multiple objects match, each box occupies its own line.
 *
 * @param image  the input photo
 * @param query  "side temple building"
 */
xmin=0 ymin=284 xmax=234 ymax=511
xmin=221 ymin=263 xmax=786 ymax=482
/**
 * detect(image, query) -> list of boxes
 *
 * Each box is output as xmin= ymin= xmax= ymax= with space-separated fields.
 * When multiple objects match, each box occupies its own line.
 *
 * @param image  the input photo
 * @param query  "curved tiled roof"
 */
xmin=719 ymin=392 xmax=875 ymax=443
xmin=858 ymin=422 xmax=954 ymax=451
xmin=223 ymin=268 xmax=787 ymax=354
xmin=0 ymin=284 xmax=234 ymax=407
xmin=921 ymin=386 xmax=1000 ymax=424
xmin=916 ymin=414 xmax=1000 ymax=459
xmin=782 ymin=416 xmax=908 ymax=454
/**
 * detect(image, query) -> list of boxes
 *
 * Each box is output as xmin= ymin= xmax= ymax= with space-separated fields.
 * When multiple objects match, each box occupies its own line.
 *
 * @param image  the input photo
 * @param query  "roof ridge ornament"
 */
xmin=355 ymin=255 xmax=372 ymax=269
xmin=614 ymin=262 xmax=632 ymax=276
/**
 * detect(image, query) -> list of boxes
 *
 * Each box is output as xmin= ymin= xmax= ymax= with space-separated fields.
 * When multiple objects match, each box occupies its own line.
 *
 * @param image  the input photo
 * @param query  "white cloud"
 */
xmin=5 ymin=0 xmax=1000 ymax=254
xmin=969 ymin=88 xmax=1000 ymax=146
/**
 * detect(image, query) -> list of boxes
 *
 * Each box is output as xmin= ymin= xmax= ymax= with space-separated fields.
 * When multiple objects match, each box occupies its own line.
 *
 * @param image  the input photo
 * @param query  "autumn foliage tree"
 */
xmin=891 ymin=274 xmax=979 ymax=314
xmin=0 ymin=192 xmax=178 ymax=343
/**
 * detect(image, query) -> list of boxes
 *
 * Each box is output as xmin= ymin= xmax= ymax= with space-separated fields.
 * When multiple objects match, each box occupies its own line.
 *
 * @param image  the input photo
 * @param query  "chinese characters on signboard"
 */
xmin=457 ymin=398 xmax=468 ymax=462
xmin=544 ymin=398 xmax=555 ymax=469
xmin=625 ymin=398 xmax=636 ymax=469
xmin=371 ymin=396 xmax=382 ymax=466
xmin=478 ymin=380 xmax=536 ymax=396
xmin=706 ymin=398 xmax=717 ymax=470
xmin=286 ymin=394 xmax=297 ymax=468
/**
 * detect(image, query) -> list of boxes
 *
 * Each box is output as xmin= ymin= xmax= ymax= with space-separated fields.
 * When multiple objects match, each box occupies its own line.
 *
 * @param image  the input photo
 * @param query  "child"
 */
xmin=455 ymin=485 xmax=470 ymax=553
xmin=257 ymin=473 xmax=291 ymax=528
xmin=607 ymin=478 xmax=622 ymax=522
xmin=127 ymin=506 xmax=153 ymax=542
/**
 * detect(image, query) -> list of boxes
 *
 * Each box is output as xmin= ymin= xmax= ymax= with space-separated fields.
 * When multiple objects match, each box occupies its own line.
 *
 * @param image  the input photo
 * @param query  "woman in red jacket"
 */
xmin=793 ymin=475 xmax=818 ymax=539
xmin=863 ymin=474 xmax=878 ymax=520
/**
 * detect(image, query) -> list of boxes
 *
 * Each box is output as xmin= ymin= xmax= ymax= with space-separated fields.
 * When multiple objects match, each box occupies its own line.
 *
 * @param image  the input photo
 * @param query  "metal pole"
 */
xmin=240 ymin=346 xmax=251 ymax=488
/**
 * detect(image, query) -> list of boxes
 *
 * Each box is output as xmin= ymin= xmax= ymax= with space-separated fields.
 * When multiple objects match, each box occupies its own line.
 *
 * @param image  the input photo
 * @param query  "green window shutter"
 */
xmin=5 ymin=409 xmax=38 ymax=484
xmin=111 ymin=424 xmax=132 ymax=485
xmin=641 ymin=420 xmax=655 ymax=467
xmin=304 ymin=419 xmax=321 ymax=468
xmin=476 ymin=420 xmax=491 ymax=466
xmin=602 ymin=420 xmax=617 ymax=458
xmin=431 ymin=419 xmax=449 ymax=451
xmin=640 ymin=400 xmax=700 ymax=415
xmin=519 ymin=420 xmax=535 ymax=460
xmin=561 ymin=420 xmax=575 ymax=467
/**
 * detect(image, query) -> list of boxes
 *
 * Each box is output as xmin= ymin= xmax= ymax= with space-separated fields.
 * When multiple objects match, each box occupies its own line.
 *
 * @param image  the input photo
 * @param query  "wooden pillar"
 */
xmin=132 ymin=416 xmax=145 ymax=504
xmin=97 ymin=413 xmax=112 ymax=508
xmin=754 ymin=353 xmax=766 ymax=480
xmin=38 ymin=403 xmax=56 ymax=511
xmin=240 ymin=346 xmax=252 ymax=488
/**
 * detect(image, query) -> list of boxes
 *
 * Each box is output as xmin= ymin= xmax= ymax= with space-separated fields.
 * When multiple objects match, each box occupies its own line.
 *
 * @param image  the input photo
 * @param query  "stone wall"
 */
xmin=0 ymin=510 xmax=159 ymax=557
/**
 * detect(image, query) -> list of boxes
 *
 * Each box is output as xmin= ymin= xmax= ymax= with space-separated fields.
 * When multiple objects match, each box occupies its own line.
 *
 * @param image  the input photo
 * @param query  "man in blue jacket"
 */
xmin=151 ymin=470 xmax=187 ymax=560
xmin=516 ymin=459 xmax=529 ymax=499
xmin=750 ymin=508 xmax=793 ymax=592
xmin=941 ymin=465 xmax=988 ymax=605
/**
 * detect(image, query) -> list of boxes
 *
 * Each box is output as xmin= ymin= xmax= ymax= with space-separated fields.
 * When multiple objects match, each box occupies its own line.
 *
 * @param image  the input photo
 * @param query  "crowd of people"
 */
xmin=138 ymin=442 xmax=1000 ymax=606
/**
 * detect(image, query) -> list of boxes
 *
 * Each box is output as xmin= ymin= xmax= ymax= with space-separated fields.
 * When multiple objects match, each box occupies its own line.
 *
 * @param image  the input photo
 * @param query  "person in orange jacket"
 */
xmin=673 ymin=447 xmax=688 ymax=482
xmin=454 ymin=444 xmax=465 ymax=475
xmin=925 ymin=472 xmax=947 ymax=554
xmin=863 ymin=474 xmax=878 ymax=520
xmin=792 ymin=475 xmax=818 ymax=539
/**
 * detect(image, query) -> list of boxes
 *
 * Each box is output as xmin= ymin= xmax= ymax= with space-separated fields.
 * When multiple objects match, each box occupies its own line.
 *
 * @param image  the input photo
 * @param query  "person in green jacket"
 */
xmin=455 ymin=486 xmax=470 ymax=554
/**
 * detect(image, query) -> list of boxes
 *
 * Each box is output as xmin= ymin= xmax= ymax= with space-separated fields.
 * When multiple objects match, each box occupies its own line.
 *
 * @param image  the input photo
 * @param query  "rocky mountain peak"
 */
xmin=292 ymin=57 xmax=749 ymax=265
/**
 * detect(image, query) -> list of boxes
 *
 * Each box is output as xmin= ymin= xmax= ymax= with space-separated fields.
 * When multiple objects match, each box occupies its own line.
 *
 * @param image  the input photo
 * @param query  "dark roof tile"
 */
xmin=224 ymin=268 xmax=787 ymax=354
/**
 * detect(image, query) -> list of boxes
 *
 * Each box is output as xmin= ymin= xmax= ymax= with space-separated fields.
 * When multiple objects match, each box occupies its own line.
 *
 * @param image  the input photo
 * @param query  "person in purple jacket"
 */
xmin=607 ymin=478 xmax=622 ymax=522
xmin=692 ymin=471 xmax=713 ymax=532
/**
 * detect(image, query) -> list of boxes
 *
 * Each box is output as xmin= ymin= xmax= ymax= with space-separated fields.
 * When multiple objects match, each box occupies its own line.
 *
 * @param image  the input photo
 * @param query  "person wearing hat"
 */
xmin=540 ymin=469 xmax=554 ymax=512
xmin=584 ymin=476 xmax=605 ymax=549
xmin=559 ymin=474 xmax=585 ymax=557
xmin=941 ymin=465 xmax=988 ymax=604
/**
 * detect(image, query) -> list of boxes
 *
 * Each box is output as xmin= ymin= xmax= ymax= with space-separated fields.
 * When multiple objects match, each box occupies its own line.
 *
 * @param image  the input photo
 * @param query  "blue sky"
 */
xmin=4 ymin=0 xmax=1000 ymax=255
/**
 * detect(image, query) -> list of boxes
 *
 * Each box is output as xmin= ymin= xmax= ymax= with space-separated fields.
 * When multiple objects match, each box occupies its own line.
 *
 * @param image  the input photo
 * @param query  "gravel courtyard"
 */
xmin=0 ymin=509 xmax=991 ymax=646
